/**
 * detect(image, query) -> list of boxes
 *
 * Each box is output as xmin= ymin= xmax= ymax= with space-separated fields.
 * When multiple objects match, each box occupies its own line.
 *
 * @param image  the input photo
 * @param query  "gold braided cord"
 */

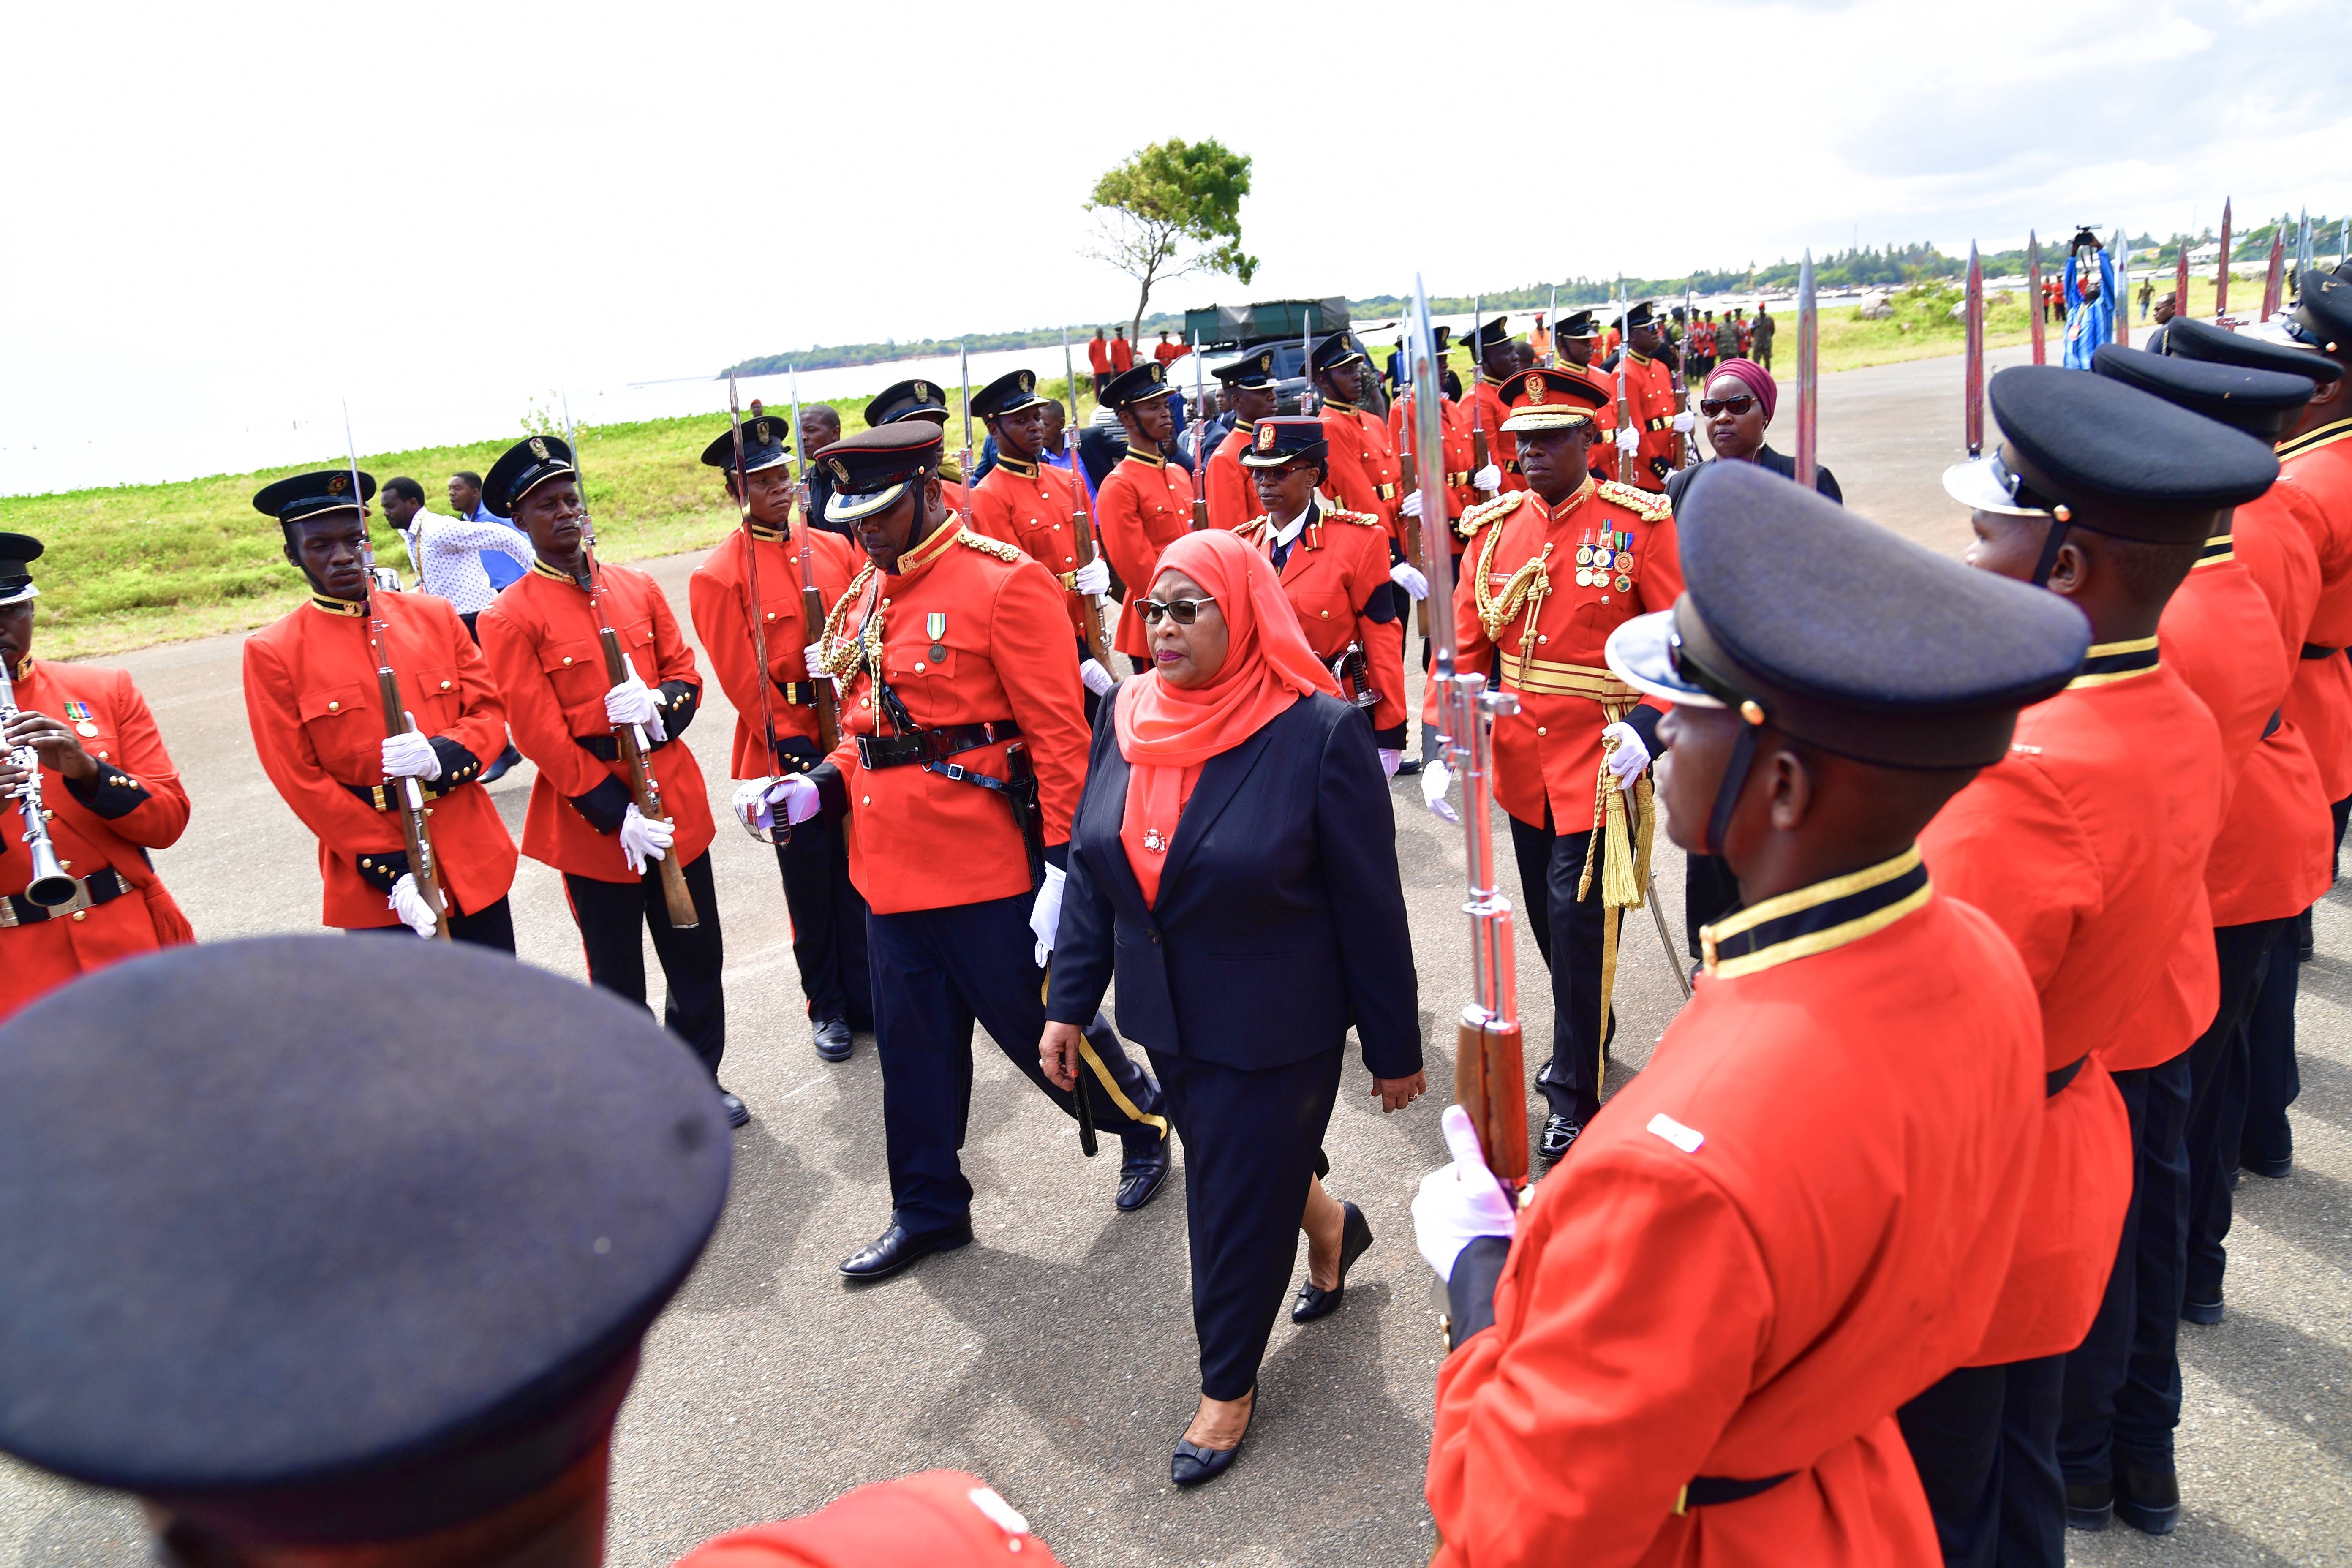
xmin=816 ymin=565 xmax=878 ymax=680
xmin=1576 ymin=714 xmax=1658 ymax=1070
xmin=1473 ymin=515 xmax=1554 ymax=642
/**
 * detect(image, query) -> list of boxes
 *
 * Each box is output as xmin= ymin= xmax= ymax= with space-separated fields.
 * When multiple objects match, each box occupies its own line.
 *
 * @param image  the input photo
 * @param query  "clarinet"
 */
xmin=0 ymin=664 xmax=80 ymax=909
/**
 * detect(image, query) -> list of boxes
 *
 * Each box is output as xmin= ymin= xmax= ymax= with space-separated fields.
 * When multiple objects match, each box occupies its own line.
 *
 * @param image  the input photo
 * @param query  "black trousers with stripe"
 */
xmin=1507 ymin=811 xmax=1618 ymax=1127
xmin=564 ymin=851 xmax=726 ymax=1080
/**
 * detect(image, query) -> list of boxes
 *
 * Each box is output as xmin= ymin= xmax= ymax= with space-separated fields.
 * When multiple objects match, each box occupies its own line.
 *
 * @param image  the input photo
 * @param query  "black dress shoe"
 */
xmin=1116 ymin=1136 xmax=1170 ymax=1212
xmin=1539 ymin=1113 xmax=1582 ymax=1162
xmin=838 ymin=1216 xmax=973 ymax=1281
xmin=2114 ymin=1462 xmax=2180 ymax=1535
xmin=1396 ymin=757 xmax=1423 ymax=776
xmin=2243 ymin=1153 xmax=2292 ymax=1179
xmin=1292 ymin=1200 xmax=1374 ymax=1322
xmin=1171 ymin=1387 xmax=1255 ymax=1487
xmin=2180 ymin=1295 xmax=2224 ymax=1326
xmin=813 ymin=1018 xmax=854 ymax=1062
xmin=717 ymin=1089 xmax=750 ymax=1129
xmin=480 ymin=743 xmax=524 ymax=784
xmin=2064 ymin=1480 xmax=2112 ymax=1532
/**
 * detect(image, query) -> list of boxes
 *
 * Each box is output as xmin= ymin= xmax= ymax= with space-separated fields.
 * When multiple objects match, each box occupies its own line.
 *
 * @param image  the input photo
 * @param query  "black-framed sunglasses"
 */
xmin=1698 ymin=395 xmax=1759 ymax=418
xmin=1140 ymin=595 xmax=1218 ymax=626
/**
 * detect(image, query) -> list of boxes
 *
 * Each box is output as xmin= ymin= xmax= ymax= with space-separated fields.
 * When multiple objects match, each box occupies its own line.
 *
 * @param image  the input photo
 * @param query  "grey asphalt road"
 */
xmin=3 ymin=347 xmax=2345 ymax=1567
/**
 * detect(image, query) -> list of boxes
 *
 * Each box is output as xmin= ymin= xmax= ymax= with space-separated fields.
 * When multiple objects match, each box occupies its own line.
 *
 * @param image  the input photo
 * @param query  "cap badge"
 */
xmin=913 ymin=382 xmax=931 ymax=403
xmin=1256 ymin=423 xmax=1279 ymax=452
xmin=1256 ymin=352 xmax=1272 ymax=372
xmin=1526 ymin=373 xmax=1546 ymax=400
xmin=529 ymin=437 xmax=549 ymax=461
xmin=754 ymin=419 xmax=771 ymax=444
xmin=1148 ymin=363 xmax=1163 ymax=383
xmin=828 ymin=458 xmax=849 ymax=483
xmin=327 ymin=474 xmax=348 ymax=495
xmin=1018 ymin=371 xmax=1033 ymax=392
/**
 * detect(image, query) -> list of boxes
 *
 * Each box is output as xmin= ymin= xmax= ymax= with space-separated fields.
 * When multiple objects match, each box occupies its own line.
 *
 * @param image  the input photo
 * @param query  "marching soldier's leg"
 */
xmin=849 ymin=906 xmax=980 ymax=1276
xmin=643 ymin=850 xmax=727 ymax=1083
xmin=776 ymin=811 xmax=863 ymax=1059
xmin=828 ymin=831 xmax=875 ymax=1032
xmin=2110 ymin=1054 xmax=2192 ymax=1514
xmin=564 ymin=871 xmax=653 ymax=1009
xmin=2055 ymin=1067 xmax=2153 ymax=1515
xmin=2239 ymin=920 xmax=2301 ymax=1176
xmin=445 ymin=894 xmax=517 ymax=953
xmin=2185 ymin=920 xmax=2289 ymax=1316
xmin=1896 ymin=1363 xmax=2009 ymax=1568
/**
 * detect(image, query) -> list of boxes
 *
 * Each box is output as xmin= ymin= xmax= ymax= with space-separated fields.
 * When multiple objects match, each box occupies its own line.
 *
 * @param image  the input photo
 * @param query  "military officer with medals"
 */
xmin=474 ymin=436 xmax=745 ymax=1127
xmin=865 ymin=378 xmax=967 ymax=510
xmin=1421 ymin=368 xmax=1682 ymax=1162
xmin=242 ymin=469 xmax=522 ymax=948
xmin=1606 ymin=302 xmax=1692 ymax=494
xmin=965 ymin=368 xmax=1121 ymax=713
xmin=0 ymin=533 xmax=194 ymax=1019
xmin=1204 ymin=346 xmax=1279 ymax=533
xmin=1414 ymin=462 xmax=2077 ymax=1568
xmin=1232 ymin=417 xmax=1415 ymax=768
xmin=687 ymin=414 xmax=873 ymax=1064
xmin=1094 ymin=361 xmax=1199 ymax=675
xmin=747 ymin=422 xmax=1170 ymax=1281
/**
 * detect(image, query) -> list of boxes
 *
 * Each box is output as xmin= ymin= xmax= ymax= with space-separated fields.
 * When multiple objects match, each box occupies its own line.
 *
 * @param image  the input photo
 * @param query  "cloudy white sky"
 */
xmin=3 ymin=0 xmax=2347 ymax=494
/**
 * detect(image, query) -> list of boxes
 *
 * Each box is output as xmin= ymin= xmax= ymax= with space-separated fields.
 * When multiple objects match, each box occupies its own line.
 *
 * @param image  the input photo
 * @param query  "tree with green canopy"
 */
xmin=1084 ymin=139 xmax=1258 ymax=344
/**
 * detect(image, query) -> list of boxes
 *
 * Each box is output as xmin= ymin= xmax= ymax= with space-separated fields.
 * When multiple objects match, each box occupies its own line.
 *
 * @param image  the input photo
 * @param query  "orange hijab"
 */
xmin=1112 ymin=530 xmax=1340 ymax=906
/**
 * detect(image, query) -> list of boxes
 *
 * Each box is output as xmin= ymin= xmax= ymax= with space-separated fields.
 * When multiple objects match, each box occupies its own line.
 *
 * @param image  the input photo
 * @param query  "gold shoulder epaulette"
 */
xmin=1454 ymin=488 xmax=1527 ymax=541
xmin=1327 ymin=508 xmax=1385 ymax=528
xmin=1598 ymin=481 xmax=1674 ymax=524
xmin=955 ymin=528 xmax=1026 ymax=564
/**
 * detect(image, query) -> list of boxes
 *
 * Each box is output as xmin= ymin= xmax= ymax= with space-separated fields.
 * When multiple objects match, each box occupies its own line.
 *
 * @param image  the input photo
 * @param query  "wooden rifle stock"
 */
xmin=589 ymin=579 xmax=698 ymax=930
xmin=799 ymin=569 xmax=842 ymax=755
xmin=1455 ymin=1015 xmax=1529 ymax=1189
xmin=1069 ymin=488 xmax=1117 ymax=668
xmin=365 ymin=602 xmax=453 ymax=941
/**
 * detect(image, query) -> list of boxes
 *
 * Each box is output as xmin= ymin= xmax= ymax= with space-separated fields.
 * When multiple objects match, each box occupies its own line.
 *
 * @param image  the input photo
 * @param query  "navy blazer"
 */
xmin=1046 ymin=692 xmax=1422 ymax=1081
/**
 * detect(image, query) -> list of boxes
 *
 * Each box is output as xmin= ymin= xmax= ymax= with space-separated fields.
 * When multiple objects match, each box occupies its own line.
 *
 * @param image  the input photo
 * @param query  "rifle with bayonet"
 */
xmin=1059 ymin=327 xmax=1119 ymax=672
xmin=724 ymin=374 xmax=785 ymax=784
xmin=564 ymin=400 xmax=700 ymax=930
xmin=1965 ymin=242 xmax=1986 ymax=458
xmin=1613 ymin=280 xmax=1639 ymax=486
xmin=785 ymin=369 xmax=844 ymax=755
xmin=1793 ymin=250 xmax=1818 ymax=492
xmin=1467 ymin=292 xmax=1490 ymax=492
xmin=345 ymin=402 xmax=453 ymax=940
xmin=2028 ymin=230 xmax=2046 ymax=365
xmin=1190 ymin=332 xmax=1212 ymax=531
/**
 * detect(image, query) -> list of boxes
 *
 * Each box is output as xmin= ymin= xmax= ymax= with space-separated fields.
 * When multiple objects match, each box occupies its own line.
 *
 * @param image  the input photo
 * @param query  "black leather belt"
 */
xmin=857 ymin=719 xmax=1021 ymax=771
xmin=2047 ymin=1056 xmax=2086 ymax=1097
xmin=1676 ymin=1472 xmax=1793 ymax=1513
xmin=344 ymin=778 xmax=460 ymax=810
xmin=774 ymin=679 xmax=822 ymax=707
xmin=2300 ymin=642 xmax=2341 ymax=660
xmin=1 ymin=867 xmax=129 ymax=928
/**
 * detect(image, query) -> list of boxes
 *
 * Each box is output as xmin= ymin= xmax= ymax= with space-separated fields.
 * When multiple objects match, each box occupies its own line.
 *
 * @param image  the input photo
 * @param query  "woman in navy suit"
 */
xmin=1040 ymin=529 xmax=1424 ymax=1486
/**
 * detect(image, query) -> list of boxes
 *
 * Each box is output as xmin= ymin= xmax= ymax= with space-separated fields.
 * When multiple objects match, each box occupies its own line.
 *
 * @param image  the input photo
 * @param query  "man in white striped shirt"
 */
xmin=381 ymin=476 xmax=531 ymax=779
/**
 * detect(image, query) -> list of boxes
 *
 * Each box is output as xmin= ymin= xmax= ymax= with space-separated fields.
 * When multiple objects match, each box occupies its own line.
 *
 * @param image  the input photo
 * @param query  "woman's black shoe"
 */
xmin=1291 ymin=1201 xmax=1373 ymax=1322
xmin=1171 ymin=1388 xmax=1255 ymax=1487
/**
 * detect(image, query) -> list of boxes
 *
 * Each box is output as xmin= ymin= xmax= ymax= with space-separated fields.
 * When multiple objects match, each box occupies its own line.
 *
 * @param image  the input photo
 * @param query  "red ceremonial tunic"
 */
xmin=821 ymin=524 xmax=1091 ymax=915
xmin=2277 ymin=416 xmax=2352 ymax=800
xmin=969 ymin=454 xmax=1098 ymax=643
xmin=1234 ymin=498 xmax=1408 ymax=735
xmin=1427 ymin=865 xmax=2045 ymax=1568
xmin=1919 ymin=648 xmax=2221 ymax=1362
xmin=1462 ymin=378 xmax=1524 ymax=493
xmin=1319 ymin=400 xmax=1403 ymax=543
xmin=1095 ymin=450 xmax=1196 ymax=657
xmin=477 ymin=562 xmax=716 ymax=883
xmin=1203 ymin=422 xmax=1266 ymax=534
xmin=243 ymin=591 xmax=518 ymax=928
xmin=0 ymin=660 xmax=193 ymax=1018
xmin=1430 ymin=480 xmax=1684 ymax=829
xmin=1388 ymin=390 xmax=1477 ymax=523
xmin=687 ymin=523 xmax=862 ymax=780
xmin=1612 ymin=350 xmax=1678 ymax=493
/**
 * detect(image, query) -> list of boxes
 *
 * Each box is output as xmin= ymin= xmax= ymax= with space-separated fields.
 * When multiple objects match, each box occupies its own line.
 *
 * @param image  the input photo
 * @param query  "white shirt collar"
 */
xmin=1269 ymin=491 xmax=1324 ymax=549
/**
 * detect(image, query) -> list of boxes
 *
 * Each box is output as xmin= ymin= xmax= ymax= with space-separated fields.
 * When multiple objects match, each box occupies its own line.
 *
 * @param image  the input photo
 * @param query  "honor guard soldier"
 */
xmin=474 ymin=436 xmax=745 ymax=1127
xmin=864 ymin=377 xmax=966 ymax=511
xmin=1390 ymin=323 xmax=1478 ymax=531
xmin=966 ymin=368 xmax=1121 ymax=709
xmin=1900 ymin=366 xmax=2263 ymax=1567
xmin=749 ymin=422 xmax=1169 ymax=1281
xmin=1311 ymin=334 xmax=1405 ymax=537
xmin=1205 ymin=346 xmax=1280 ymax=532
xmin=0 ymin=534 xmax=193 ymax=1018
xmin=1421 ymin=368 xmax=1682 ymax=1162
xmin=1236 ymin=417 xmax=1413 ymax=768
xmin=1549 ymin=310 xmax=1621 ymax=482
xmin=2167 ymin=294 xmax=2352 ymax=1189
xmin=1414 ymin=462 xmax=2079 ymax=1568
xmin=1606 ymin=302 xmax=1690 ymax=493
xmin=1094 ymin=361 xmax=1198 ymax=675
xmin=1461 ymin=315 xmax=1524 ymax=495
xmin=688 ymin=414 xmax=874 ymax=1064
xmin=243 ymin=469 xmax=521 ymax=948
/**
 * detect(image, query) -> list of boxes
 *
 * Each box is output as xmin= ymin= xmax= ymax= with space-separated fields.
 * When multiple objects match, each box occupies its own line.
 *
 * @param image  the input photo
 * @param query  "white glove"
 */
xmin=604 ymin=673 xmax=667 ymax=743
xmin=1390 ymin=561 xmax=1429 ymax=601
xmin=1400 ymin=489 xmax=1424 ymax=520
xmin=1421 ymin=756 xmax=1459 ymax=824
xmin=617 ymin=802 xmax=675 ymax=874
xmin=1029 ymin=862 xmax=1067 ymax=967
xmin=387 ymin=872 xmax=438 ymax=939
xmin=1379 ymin=747 xmax=1403 ymax=779
xmin=732 ymin=773 xmax=823 ymax=835
xmin=381 ymin=729 xmax=441 ymax=781
xmin=1671 ymin=410 xmax=1696 ymax=434
xmin=1614 ymin=425 xmax=1642 ymax=455
xmin=805 ymin=642 xmax=829 ymax=679
xmin=1080 ymin=658 xmax=1117 ymax=697
xmin=1601 ymin=719 xmax=1651 ymax=792
xmin=1413 ymin=1104 xmax=1521 ymax=1282
xmin=1072 ymin=558 xmax=1111 ymax=596
xmin=1472 ymin=463 xmax=1503 ymax=493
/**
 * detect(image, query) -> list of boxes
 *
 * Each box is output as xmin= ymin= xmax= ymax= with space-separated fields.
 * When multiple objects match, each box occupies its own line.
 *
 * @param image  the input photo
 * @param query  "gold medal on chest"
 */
xmin=76 ymin=721 xmax=99 ymax=738
xmin=1575 ymin=568 xmax=1595 ymax=587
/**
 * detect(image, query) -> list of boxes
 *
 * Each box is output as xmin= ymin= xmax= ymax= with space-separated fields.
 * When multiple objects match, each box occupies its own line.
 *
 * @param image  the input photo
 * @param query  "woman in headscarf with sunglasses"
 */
xmin=1663 ymin=357 xmax=1843 ymax=512
xmin=1039 ymin=528 xmax=1425 ymax=1488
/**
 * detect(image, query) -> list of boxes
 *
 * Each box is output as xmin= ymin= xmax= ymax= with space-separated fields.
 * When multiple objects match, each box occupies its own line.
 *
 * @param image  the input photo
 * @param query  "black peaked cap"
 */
xmin=1213 ymin=346 xmax=1281 ymax=388
xmin=1238 ymin=415 xmax=1329 ymax=469
xmin=0 ymin=533 xmax=43 ymax=601
xmin=1557 ymin=310 xmax=1599 ymax=338
xmin=1989 ymin=365 xmax=2278 ymax=542
xmin=2295 ymin=268 xmax=2352 ymax=360
xmin=970 ymin=369 xmax=1048 ymax=422
xmin=698 ymin=413 xmax=793 ymax=471
xmin=0 ymin=936 xmax=731 ymax=1544
xmin=480 ymin=435 xmax=577 ymax=519
xmin=2091 ymin=345 xmax=2314 ymax=438
xmin=1309 ymin=334 xmax=1367 ymax=374
xmin=251 ymin=469 xmax=376 ymax=526
xmin=1626 ymin=462 xmax=2088 ymax=768
xmin=2163 ymin=315 xmax=2337 ymax=380
xmin=817 ymin=420 xmax=945 ymax=523
xmin=1101 ymin=360 xmax=1173 ymax=409
xmin=863 ymin=378 xmax=951 ymax=427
